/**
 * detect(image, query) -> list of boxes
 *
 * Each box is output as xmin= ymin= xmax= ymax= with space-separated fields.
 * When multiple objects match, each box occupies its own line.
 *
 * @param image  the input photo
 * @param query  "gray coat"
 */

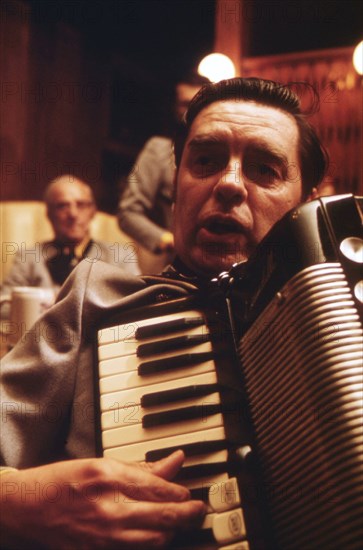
xmin=118 ymin=137 xmax=175 ymax=252
xmin=0 ymin=260 xmax=197 ymax=468
xmin=1 ymin=240 xmax=140 ymax=299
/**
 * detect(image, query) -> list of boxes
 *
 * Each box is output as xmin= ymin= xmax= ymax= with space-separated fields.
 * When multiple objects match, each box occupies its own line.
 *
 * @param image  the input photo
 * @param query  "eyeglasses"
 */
xmin=51 ymin=201 xmax=95 ymax=213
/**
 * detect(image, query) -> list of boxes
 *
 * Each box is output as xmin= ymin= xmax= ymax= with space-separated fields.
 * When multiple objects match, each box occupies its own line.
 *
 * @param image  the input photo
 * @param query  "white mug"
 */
xmin=0 ymin=287 xmax=55 ymax=347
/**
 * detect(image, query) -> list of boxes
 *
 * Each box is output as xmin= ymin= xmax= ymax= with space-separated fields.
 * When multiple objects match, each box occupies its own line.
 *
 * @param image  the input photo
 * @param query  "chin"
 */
xmin=63 ymin=234 xmax=83 ymax=243
xmin=201 ymin=246 xmax=249 ymax=274
xmin=191 ymin=252 xmax=246 ymax=278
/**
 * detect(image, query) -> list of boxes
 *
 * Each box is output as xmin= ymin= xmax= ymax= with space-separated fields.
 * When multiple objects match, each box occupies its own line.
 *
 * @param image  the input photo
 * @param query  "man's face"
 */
xmin=173 ymin=100 xmax=303 ymax=276
xmin=47 ymin=181 xmax=96 ymax=245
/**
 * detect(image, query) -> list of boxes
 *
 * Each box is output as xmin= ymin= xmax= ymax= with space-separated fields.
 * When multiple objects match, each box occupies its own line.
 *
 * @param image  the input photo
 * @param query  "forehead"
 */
xmin=49 ymin=181 xmax=92 ymax=202
xmin=187 ymin=100 xmax=299 ymax=153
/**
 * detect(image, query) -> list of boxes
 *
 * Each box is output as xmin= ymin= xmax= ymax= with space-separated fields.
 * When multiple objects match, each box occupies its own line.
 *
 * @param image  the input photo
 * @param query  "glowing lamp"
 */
xmin=353 ymin=40 xmax=363 ymax=75
xmin=198 ymin=53 xmax=236 ymax=82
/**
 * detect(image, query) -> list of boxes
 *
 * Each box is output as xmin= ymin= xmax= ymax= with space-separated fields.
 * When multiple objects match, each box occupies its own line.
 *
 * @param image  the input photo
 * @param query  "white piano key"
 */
xmin=97 ymin=322 xmax=139 ymax=345
xmin=99 ymin=347 xmax=215 ymax=379
xmin=99 ymin=342 xmax=212 ymax=382
xmin=100 ymin=358 xmax=216 ymax=407
xmin=98 ymin=310 xmax=207 ymax=345
xmin=98 ymin=339 xmax=137 ymax=361
xmin=102 ymin=413 xmax=224 ymax=449
xmin=101 ymin=392 xmax=222 ymax=430
xmin=99 ymin=354 xmax=142 ymax=377
xmin=183 ymin=450 xmax=228 ymax=468
xmin=212 ymin=508 xmax=247 ymax=545
xmin=103 ymin=426 xmax=226 ymax=462
xmin=183 ymin=472 xmax=229 ymax=491
xmin=202 ymin=512 xmax=216 ymax=529
xmin=100 ymin=371 xmax=218 ymax=410
xmin=98 ymin=324 xmax=210 ymax=361
xmin=209 ymin=477 xmax=241 ymax=512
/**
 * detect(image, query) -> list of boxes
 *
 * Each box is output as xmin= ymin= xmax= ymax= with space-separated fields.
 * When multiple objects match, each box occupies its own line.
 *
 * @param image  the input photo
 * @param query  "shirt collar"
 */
xmin=162 ymin=256 xmax=211 ymax=286
xmin=52 ymin=237 xmax=92 ymax=259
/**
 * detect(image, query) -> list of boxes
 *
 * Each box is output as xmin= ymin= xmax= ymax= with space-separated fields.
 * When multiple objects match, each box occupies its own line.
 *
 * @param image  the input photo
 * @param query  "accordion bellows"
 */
xmin=240 ymin=262 xmax=362 ymax=548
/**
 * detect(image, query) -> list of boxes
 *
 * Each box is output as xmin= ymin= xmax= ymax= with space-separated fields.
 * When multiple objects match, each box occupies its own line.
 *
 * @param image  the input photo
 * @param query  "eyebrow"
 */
xmin=188 ymin=135 xmax=290 ymax=166
xmin=187 ymin=135 xmax=225 ymax=150
xmin=245 ymin=144 xmax=289 ymax=167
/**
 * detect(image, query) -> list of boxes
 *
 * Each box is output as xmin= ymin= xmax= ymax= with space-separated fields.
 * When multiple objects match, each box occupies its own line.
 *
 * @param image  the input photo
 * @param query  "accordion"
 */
xmin=95 ymin=195 xmax=363 ymax=549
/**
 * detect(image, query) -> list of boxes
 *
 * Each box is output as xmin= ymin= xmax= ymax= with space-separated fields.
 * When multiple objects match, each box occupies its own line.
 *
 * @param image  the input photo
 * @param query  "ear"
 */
xmin=305 ymin=187 xmax=319 ymax=202
xmin=86 ymin=200 xmax=97 ymax=220
xmin=46 ymin=205 xmax=53 ymax=222
xmin=172 ymin=169 xmax=178 ymax=205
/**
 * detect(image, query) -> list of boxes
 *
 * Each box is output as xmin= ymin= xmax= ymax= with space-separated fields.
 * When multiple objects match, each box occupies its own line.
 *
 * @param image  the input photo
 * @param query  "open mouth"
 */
xmin=203 ymin=218 xmax=245 ymax=235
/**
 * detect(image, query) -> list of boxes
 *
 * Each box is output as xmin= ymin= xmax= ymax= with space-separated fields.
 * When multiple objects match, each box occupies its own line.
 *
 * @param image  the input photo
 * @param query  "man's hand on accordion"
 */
xmin=1 ymin=450 xmax=206 ymax=549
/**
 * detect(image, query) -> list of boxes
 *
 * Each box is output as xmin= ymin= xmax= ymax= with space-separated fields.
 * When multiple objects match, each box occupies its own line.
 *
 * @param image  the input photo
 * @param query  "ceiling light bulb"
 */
xmin=353 ymin=40 xmax=363 ymax=75
xmin=198 ymin=53 xmax=236 ymax=82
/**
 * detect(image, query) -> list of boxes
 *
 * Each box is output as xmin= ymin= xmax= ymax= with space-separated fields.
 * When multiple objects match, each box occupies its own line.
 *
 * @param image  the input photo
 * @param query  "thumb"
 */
xmin=142 ymin=450 xmax=185 ymax=481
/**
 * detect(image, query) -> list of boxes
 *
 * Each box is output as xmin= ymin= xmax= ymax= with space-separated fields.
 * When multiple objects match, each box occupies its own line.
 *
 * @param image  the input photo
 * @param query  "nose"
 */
xmin=67 ymin=203 xmax=79 ymax=218
xmin=213 ymin=160 xmax=247 ymax=206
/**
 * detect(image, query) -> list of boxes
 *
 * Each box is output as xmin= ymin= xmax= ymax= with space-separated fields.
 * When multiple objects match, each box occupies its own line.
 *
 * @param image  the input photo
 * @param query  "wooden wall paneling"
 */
xmin=1 ymin=0 xmax=109 ymax=203
xmin=0 ymin=0 xmax=31 ymax=199
xmin=214 ymin=0 xmax=243 ymax=74
xmin=242 ymin=47 xmax=362 ymax=195
xmin=25 ymin=15 xmax=52 ymax=198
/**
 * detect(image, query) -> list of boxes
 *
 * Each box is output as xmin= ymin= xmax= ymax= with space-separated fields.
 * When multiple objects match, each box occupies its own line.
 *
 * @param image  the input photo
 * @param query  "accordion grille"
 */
xmin=239 ymin=263 xmax=363 ymax=549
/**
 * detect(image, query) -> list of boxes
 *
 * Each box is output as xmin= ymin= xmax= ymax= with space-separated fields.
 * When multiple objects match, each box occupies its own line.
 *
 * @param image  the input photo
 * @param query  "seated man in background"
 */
xmin=1 ymin=78 xmax=329 ymax=549
xmin=1 ymin=174 xmax=139 ymax=301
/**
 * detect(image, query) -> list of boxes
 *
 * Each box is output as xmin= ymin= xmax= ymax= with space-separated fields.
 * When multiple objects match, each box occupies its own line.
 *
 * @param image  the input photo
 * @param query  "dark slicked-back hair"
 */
xmin=174 ymin=77 xmax=329 ymax=198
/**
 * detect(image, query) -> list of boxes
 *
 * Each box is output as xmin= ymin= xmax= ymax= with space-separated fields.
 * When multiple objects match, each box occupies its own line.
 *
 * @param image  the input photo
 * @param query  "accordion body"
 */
xmin=95 ymin=195 xmax=363 ymax=549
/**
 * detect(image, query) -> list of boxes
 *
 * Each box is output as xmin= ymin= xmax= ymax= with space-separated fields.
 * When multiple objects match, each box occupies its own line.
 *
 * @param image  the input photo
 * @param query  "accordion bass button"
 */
xmin=354 ymin=280 xmax=363 ymax=303
xmin=212 ymin=507 xmax=247 ymax=545
xmin=339 ymin=236 xmax=363 ymax=263
xmin=209 ymin=477 xmax=241 ymax=512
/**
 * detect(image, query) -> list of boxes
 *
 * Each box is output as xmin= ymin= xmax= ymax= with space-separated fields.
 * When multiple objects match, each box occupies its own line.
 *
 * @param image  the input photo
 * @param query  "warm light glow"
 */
xmin=353 ymin=41 xmax=363 ymax=75
xmin=198 ymin=53 xmax=236 ymax=82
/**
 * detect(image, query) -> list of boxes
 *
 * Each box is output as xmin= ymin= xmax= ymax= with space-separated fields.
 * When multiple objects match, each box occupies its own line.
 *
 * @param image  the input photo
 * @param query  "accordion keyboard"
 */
xmin=97 ymin=307 xmax=254 ymax=549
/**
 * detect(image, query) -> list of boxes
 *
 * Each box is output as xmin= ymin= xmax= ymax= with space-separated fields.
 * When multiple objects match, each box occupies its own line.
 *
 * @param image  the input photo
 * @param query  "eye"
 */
xmin=195 ymin=154 xmax=214 ymax=166
xmin=189 ymin=150 xmax=226 ymax=178
xmin=54 ymin=202 xmax=69 ymax=212
xmin=259 ymin=164 xmax=279 ymax=177
xmin=244 ymin=161 xmax=281 ymax=186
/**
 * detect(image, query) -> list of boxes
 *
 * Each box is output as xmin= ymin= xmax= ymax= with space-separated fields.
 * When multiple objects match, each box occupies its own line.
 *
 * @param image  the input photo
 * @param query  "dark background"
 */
xmin=25 ymin=0 xmax=362 ymax=80
xmin=2 ymin=0 xmax=362 ymax=208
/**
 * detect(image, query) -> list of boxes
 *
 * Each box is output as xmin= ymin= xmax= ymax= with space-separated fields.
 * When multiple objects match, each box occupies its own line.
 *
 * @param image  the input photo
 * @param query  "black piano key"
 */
xmin=142 ymin=403 xmax=222 ymax=428
xmin=135 ymin=316 xmax=205 ymax=340
xmin=141 ymin=383 xmax=220 ymax=407
xmin=145 ymin=439 xmax=231 ymax=462
xmin=173 ymin=527 xmax=215 ymax=547
xmin=137 ymin=333 xmax=210 ymax=358
xmin=138 ymin=350 xmax=214 ymax=375
xmin=189 ymin=485 xmax=210 ymax=503
xmin=175 ymin=461 xmax=229 ymax=481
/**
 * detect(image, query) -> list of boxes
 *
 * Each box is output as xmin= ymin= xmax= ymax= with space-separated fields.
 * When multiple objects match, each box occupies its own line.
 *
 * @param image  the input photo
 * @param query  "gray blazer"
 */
xmin=0 ymin=260 xmax=197 ymax=468
xmin=118 ymin=137 xmax=175 ymax=252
